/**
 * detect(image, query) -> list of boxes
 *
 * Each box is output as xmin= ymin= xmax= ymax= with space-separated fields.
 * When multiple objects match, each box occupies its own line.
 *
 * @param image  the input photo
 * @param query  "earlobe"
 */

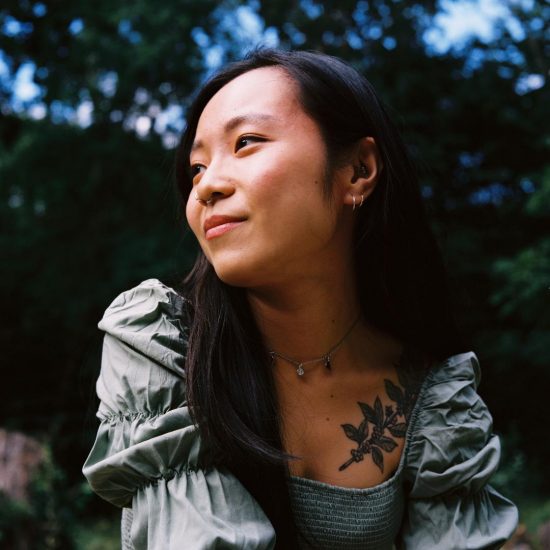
xmin=345 ymin=190 xmax=366 ymax=211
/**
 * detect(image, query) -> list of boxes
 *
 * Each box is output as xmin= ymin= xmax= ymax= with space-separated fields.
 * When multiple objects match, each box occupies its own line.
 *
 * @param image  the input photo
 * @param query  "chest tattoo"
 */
xmin=339 ymin=365 xmax=424 ymax=473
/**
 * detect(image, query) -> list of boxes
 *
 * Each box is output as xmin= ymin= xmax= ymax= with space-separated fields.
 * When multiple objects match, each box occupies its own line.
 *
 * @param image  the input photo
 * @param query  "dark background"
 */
xmin=1 ymin=0 xmax=548 ymax=547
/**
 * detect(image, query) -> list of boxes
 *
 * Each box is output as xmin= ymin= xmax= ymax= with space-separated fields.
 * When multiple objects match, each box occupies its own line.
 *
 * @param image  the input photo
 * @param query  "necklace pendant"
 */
xmin=324 ymin=356 xmax=331 ymax=370
xmin=296 ymin=364 xmax=305 ymax=376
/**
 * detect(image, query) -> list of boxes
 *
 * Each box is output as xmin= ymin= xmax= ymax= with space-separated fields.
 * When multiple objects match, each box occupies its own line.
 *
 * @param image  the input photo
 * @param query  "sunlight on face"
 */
xmin=185 ymin=67 xmax=351 ymax=289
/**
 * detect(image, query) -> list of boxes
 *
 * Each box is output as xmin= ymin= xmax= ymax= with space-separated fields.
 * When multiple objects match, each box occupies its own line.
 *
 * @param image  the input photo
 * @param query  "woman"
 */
xmin=83 ymin=49 xmax=518 ymax=549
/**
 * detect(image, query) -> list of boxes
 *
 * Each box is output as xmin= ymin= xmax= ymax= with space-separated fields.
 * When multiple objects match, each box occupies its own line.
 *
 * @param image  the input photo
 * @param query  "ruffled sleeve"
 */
xmin=82 ymin=279 xmax=275 ymax=550
xmin=398 ymin=352 xmax=518 ymax=550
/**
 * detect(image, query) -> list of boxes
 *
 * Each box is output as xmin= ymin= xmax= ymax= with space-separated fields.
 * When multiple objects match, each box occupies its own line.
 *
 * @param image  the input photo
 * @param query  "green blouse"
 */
xmin=83 ymin=279 xmax=518 ymax=549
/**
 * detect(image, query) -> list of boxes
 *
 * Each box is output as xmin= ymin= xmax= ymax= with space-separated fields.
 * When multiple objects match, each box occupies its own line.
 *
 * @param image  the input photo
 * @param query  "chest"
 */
xmin=276 ymin=371 xmax=411 ymax=490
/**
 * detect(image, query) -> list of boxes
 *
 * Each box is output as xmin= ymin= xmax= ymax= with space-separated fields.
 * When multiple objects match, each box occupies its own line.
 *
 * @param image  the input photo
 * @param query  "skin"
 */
xmin=186 ymin=67 xmax=412 ymax=488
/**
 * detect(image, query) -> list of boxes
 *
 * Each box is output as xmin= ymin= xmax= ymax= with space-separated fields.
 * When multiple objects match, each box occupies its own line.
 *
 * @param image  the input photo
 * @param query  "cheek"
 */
xmin=251 ymin=156 xmax=328 ymax=218
xmin=185 ymin=196 xmax=201 ymax=238
xmin=185 ymin=200 xmax=214 ymax=264
xmin=253 ymin=151 xmax=322 ymax=198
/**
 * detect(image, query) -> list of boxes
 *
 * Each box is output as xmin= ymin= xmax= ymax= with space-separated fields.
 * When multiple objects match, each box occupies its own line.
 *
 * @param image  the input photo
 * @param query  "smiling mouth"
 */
xmin=204 ymin=220 xmax=245 ymax=240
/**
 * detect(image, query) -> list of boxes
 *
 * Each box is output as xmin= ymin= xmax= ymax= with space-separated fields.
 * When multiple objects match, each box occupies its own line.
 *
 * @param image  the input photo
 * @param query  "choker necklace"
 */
xmin=268 ymin=314 xmax=361 ymax=377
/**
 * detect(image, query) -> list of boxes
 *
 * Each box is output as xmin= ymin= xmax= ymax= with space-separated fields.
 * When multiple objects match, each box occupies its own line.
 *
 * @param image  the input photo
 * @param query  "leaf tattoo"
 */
xmin=339 ymin=356 xmax=425 ymax=474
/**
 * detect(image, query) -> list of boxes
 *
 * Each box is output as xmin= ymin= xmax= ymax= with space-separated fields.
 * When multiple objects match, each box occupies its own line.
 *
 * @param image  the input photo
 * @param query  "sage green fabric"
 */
xmin=288 ymin=472 xmax=404 ymax=549
xmin=286 ymin=353 xmax=518 ymax=550
xmin=83 ymin=279 xmax=518 ymax=549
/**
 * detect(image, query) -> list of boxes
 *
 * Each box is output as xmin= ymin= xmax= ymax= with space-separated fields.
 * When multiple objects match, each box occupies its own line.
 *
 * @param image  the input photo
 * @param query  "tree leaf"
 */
xmin=385 ymin=379 xmax=404 ymax=404
xmin=377 ymin=436 xmax=398 ymax=452
xmin=341 ymin=423 xmax=363 ymax=443
xmin=371 ymin=446 xmax=384 ymax=473
xmin=359 ymin=401 xmax=377 ymax=424
xmin=389 ymin=423 xmax=407 ymax=438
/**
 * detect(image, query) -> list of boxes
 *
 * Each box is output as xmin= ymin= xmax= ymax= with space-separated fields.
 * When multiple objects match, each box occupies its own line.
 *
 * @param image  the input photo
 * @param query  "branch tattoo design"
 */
xmin=339 ymin=366 xmax=424 ymax=473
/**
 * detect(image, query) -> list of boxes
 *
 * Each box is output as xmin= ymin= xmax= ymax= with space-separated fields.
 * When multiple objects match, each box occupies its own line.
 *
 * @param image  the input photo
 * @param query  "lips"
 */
xmin=204 ymin=215 xmax=246 ymax=240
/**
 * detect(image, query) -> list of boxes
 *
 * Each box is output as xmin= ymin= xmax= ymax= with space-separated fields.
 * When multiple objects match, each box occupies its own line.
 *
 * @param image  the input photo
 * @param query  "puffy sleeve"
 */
xmin=398 ymin=352 xmax=518 ymax=550
xmin=82 ymin=279 xmax=276 ymax=550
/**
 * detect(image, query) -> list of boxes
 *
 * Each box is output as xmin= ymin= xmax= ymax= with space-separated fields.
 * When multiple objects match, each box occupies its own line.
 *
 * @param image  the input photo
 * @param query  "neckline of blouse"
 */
xmin=286 ymin=358 xmax=437 ymax=495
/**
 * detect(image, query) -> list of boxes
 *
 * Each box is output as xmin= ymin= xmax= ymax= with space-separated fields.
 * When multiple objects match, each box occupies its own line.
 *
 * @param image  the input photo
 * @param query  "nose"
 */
xmin=194 ymin=162 xmax=235 ymax=206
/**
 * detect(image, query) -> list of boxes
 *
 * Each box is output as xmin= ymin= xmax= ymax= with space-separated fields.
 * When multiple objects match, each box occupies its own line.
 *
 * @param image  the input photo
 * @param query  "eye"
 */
xmin=235 ymin=135 xmax=265 ymax=152
xmin=190 ymin=163 xmax=206 ymax=181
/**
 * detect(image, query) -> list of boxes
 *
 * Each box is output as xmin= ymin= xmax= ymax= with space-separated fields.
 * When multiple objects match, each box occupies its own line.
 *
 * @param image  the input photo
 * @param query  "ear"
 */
xmin=341 ymin=137 xmax=383 ymax=209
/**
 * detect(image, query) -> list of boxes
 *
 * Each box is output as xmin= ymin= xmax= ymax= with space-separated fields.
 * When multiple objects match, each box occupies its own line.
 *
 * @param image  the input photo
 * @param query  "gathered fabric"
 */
xmin=83 ymin=279 xmax=518 ymax=550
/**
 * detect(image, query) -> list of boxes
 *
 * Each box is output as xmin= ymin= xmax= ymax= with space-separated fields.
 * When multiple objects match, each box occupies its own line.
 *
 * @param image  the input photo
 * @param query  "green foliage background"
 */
xmin=0 ymin=0 xmax=548 ymax=546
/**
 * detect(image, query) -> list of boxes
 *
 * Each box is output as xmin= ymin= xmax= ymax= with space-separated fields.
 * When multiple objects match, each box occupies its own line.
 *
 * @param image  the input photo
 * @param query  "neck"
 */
xmin=246 ymin=269 xmax=404 ymax=381
xmin=247 ymin=268 xmax=362 ymax=367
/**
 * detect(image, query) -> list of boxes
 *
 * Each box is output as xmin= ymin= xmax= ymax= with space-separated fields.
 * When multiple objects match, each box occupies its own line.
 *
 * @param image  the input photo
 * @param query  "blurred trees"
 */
xmin=0 ymin=0 xmax=548 ymax=540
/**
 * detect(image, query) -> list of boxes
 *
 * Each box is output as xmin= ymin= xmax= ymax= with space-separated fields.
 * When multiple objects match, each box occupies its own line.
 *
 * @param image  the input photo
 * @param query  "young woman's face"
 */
xmin=185 ymin=67 xmax=352 ymax=288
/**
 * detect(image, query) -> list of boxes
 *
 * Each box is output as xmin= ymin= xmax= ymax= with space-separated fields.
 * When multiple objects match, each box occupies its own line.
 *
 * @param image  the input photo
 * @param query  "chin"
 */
xmin=208 ymin=254 xmax=254 ymax=288
xmin=213 ymin=267 xmax=256 ymax=288
xmin=210 ymin=254 xmax=275 ymax=289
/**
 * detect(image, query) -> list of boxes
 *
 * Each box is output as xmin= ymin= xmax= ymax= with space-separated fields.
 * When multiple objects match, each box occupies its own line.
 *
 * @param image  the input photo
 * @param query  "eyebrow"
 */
xmin=191 ymin=113 xmax=277 ymax=152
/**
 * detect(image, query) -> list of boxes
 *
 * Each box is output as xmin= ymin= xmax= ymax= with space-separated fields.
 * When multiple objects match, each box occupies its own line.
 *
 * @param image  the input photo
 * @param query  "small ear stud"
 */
xmin=351 ymin=163 xmax=369 ymax=184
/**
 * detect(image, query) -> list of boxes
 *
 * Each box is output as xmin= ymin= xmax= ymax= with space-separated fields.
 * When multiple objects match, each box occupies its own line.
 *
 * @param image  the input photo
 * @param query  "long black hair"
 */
xmin=174 ymin=48 xmax=463 ymax=547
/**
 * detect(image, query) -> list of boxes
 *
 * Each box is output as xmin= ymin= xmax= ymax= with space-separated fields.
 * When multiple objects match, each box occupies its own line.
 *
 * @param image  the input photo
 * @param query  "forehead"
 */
xmin=195 ymin=67 xmax=302 ymax=137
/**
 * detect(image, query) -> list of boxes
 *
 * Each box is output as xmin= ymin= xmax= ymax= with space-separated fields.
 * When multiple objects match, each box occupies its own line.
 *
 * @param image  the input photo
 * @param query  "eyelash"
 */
xmin=235 ymin=134 xmax=265 ymax=152
xmin=189 ymin=135 xmax=265 ymax=179
xmin=190 ymin=164 xmax=204 ymax=178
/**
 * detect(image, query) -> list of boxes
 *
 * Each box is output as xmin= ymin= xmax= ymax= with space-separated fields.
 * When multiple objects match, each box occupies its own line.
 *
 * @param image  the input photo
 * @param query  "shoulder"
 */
xmin=99 ymin=278 xmax=189 ymax=337
xmin=412 ymin=350 xmax=486 ymax=431
xmin=405 ymin=351 xmax=497 ymax=495
xmin=398 ymin=351 xmax=519 ymax=548
xmin=415 ymin=351 xmax=482 ymax=415
xmin=98 ymin=278 xmax=190 ymax=377
xmin=425 ymin=350 xmax=480 ymax=389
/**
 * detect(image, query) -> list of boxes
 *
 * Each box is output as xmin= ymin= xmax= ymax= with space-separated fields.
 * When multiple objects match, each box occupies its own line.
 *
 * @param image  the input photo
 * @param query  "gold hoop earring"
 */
xmin=359 ymin=193 xmax=364 ymax=207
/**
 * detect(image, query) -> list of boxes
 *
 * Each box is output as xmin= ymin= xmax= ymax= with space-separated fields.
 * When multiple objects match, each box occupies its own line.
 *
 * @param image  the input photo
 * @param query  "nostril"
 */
xmin=208 ymin=191 xmax=226 ymax=203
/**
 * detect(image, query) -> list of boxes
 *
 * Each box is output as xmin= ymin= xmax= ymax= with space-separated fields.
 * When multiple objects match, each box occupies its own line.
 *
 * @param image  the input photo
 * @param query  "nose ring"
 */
xmin=195 ymin=192 xmax=213 ymax=205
